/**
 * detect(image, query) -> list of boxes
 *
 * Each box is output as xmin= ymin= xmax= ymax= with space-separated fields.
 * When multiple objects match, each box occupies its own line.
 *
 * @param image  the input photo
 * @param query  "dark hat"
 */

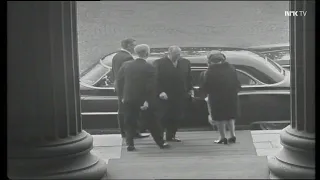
xmin=207 ymin=50 xmax=226 ymax=63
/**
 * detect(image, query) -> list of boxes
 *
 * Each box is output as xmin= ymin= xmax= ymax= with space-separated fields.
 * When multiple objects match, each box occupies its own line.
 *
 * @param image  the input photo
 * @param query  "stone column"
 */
xmin=7 ymin=1 xmax=107 ymax=179
xmin=268 ymin=0 xmax=315 ymax=179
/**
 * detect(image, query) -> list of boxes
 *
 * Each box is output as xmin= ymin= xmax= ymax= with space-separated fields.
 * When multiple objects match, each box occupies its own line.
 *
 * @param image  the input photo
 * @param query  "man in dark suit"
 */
xmin=116 ymin=44 xmax=169 ymax=151
xmin=153 ymin=46 xmax=193 ymax=142
xmin=112 ymin=38 xmax=149 ymax=139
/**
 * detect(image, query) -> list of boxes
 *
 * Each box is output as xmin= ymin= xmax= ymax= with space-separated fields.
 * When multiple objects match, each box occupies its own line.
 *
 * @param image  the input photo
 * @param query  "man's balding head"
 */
xmin=121 ymin=38 xmax=136 ymax=53
xmin=134 ymin=44 xmax=150 ymax=59
xmin=168 ymin=45 xmax=182 ymax=62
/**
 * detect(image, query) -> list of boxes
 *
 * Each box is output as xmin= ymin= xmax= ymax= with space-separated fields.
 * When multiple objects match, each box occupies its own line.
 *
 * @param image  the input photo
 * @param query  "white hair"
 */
xmin=168 ymin=45 xmax=181 ymax=55
xmin=134 ymin=44 xmax=150 ymax=58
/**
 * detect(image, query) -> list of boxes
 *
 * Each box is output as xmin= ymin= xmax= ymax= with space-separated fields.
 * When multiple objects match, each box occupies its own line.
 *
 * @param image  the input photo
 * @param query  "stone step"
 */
xmin=107 ymin=155 xmax=269 ymax=179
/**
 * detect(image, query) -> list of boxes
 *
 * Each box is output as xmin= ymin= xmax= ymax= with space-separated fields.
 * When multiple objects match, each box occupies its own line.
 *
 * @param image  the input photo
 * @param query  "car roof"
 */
xmin=103 ymin=49 xmax=282 ymax=75
xmin=101 ymin=50 xmax=266 ymax=66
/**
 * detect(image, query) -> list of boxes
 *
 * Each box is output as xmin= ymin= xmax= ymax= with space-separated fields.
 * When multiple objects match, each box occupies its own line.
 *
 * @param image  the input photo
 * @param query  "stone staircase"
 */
xmin=105 ymin=131 xmax=270 ymax=179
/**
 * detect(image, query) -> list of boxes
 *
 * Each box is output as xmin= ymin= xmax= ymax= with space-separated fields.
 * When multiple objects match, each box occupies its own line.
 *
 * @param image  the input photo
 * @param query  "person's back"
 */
xmin=112 ymin=51 xmax=133 ymax=80
xmin=204 ymin=62 xmax=239 ymax=100
xmin=117 ymin=44 xmax=168 ymax=151
xmin=200 ymin=50 xmax=240 ymax=144
xmin=122 ymin=59 xmax=155 ymax=105
xmin=112 ymin=38 xmax=136 ymax=82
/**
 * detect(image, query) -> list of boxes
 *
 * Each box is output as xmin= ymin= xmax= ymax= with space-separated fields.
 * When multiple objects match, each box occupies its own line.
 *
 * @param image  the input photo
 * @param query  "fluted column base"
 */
xmin=8 ymin=131 xmax=107 ymax=179
xmin=267 ymin=126 xmax=315 ymax=179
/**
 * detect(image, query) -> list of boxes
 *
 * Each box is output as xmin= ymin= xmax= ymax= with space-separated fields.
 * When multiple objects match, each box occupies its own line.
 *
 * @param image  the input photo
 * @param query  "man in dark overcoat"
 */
xmin=116 ymin=44 xmax=169 ymax=151
xmin=153 ymin=46 xmax=193 ymax=142
xmin=112 ymin=38 xmax=149 ymax=139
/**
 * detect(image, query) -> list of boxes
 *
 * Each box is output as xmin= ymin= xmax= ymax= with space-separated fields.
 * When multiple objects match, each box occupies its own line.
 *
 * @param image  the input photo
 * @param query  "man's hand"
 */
xmin=140 ymin=101 xmax=149 ymax=110
xmin=159 ymin=92 xmax=168 ymax=100
xmin=121 ymin=98 xmax=124 ymax=103
xmin=188 ymin=90 xmax=194 ymax=98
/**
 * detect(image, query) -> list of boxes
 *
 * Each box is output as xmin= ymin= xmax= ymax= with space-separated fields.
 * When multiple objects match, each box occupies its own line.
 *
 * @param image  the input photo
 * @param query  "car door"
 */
xmin=236 ymin=70 xmax=290 ymax=128
xmin=80 ymin=58 xmax=119 ymax=130
xmin=182 ymin=67 xmax=209 ymax=128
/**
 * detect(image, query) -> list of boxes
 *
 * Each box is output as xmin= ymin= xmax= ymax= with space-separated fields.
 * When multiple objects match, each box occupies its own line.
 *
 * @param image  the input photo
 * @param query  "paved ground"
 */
xmin=77 ymin=1 xmax=289 ymax=73
xmin=91 ymin=130 xmax=282 ymax=179
xmin=251 ymin=130 xmax=283 ymax=156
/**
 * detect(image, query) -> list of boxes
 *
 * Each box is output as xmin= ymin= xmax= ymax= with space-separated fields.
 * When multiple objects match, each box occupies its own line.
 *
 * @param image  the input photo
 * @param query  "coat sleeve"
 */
xmin=115 ymin=63 xmax=126 ymax=99
xmin=113 ymin=55 xmax=133 ymax=81
xmin=144 ymin=64 xmax=157 ymax=104
xmin=198 ymin=71 xmax=208 ymax=99
xmin=186 ymin=61 xmax=193 ymax=92
xmin=153 ymin=60 xmax=164 ymax=96
xmin=231 ymin=65 xmax=242 ymax=92
xmin=236 ymin=75 xmax=242 ymax=92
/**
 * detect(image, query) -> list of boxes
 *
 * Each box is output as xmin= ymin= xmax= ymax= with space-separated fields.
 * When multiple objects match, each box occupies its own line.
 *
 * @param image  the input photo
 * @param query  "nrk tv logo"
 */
xmin=285 ymin=11 xmax=307 ymax=16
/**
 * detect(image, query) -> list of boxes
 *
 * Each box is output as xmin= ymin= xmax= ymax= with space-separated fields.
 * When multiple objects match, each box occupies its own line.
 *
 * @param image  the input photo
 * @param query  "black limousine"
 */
xmin=80 ymin=47 xmax=290 ymax=131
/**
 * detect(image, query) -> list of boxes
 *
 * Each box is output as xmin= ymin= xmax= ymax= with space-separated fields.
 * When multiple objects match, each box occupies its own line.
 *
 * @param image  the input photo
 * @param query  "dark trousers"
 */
xmin=123 ymin=101 xmax=164 ymax=146
xmin=117 ymin=98 xmax=126 ymax=135
xmin=158 ymin=98 xmax=184 ymax=140
xmin=118 ymin=98 xmax=145 ymax=136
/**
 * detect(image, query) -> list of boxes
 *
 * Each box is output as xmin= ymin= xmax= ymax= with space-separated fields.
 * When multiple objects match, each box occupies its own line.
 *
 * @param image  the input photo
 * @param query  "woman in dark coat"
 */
xmin=199 ymin=50 xmax=241 ymax=144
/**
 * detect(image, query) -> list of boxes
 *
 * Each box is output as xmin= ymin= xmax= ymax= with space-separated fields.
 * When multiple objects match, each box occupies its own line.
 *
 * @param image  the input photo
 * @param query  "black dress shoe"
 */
xmin=134 ymin=133 xmax=150 ymax=139
xmin=228 ymin=136 xmax=236 ymax=143
xmin=159 ymin=142 xmax=170 ymax=149
xmin=214 ymin=138 xmax=228 ymax=144
xmin=166 ymin=137 xmax=181 ymax=142
xmin=127 ymin=145 xmax=136 ymax=152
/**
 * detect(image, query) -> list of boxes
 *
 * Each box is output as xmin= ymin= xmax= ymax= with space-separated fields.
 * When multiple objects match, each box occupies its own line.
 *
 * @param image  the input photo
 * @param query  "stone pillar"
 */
xmin=7 ymin=1 xmax=107 ymax=179
xmin=268 ymin=0 xmax=315 ymax=179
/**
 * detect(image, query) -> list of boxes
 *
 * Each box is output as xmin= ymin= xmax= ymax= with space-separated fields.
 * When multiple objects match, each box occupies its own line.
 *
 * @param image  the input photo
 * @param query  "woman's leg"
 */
xmin=216 ymin=120 xmax=226 ymax=139
xmin=214 ymin=120 xmax=228 ymax=144
xmin=226 ymin=119 xmax=236 ymax=138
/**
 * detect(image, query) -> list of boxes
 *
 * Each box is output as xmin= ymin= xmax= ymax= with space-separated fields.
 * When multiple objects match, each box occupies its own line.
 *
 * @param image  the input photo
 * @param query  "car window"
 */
xmin=191 ymin=68 xmax=257 ymax=87
xmin=191 ymin=69 xmax=205 ymax=86
xmin=265 ymin=57 xmax=282 ymax=73
xmin=236 ymin=71 xmax=257 ymax=85
xmin=80 ymin=63 xmax=110 ymax=86
xmin=80 ymin=53 xmax=115 ymax=88
xmin=95 ymin=68 xmax=114 ymax=88
xmin=98 ymin=54 xmax=116 ymax=87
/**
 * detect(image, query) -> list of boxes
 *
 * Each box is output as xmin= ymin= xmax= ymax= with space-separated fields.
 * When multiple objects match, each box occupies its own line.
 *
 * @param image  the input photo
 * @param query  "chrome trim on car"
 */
xmin=82 ymin=96 xmax=118 ymax=100
xmin=191 ymin=66 xmax=208 ymax=69
xmin=257 ymin=49 xmax=289 ymax=53
xmin=238 ymin=91 xmax=290 ymax=95
xmin=193 ymin=85 xmax=289 ymax=94
xmin=80 ymin=81 xmax=115 ymax=90
xmin=250 ymin=120 xmax=290 ymax=124
xmin=247 ymin=43 xmax=289 ymax=49
xmin=81 ymin=112 xmax=118 ymax=115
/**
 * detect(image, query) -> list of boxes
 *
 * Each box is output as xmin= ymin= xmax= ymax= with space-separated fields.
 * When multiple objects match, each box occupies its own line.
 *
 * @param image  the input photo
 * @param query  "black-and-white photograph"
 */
xmin=8 ymin=1 xmax=315 ymax=179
